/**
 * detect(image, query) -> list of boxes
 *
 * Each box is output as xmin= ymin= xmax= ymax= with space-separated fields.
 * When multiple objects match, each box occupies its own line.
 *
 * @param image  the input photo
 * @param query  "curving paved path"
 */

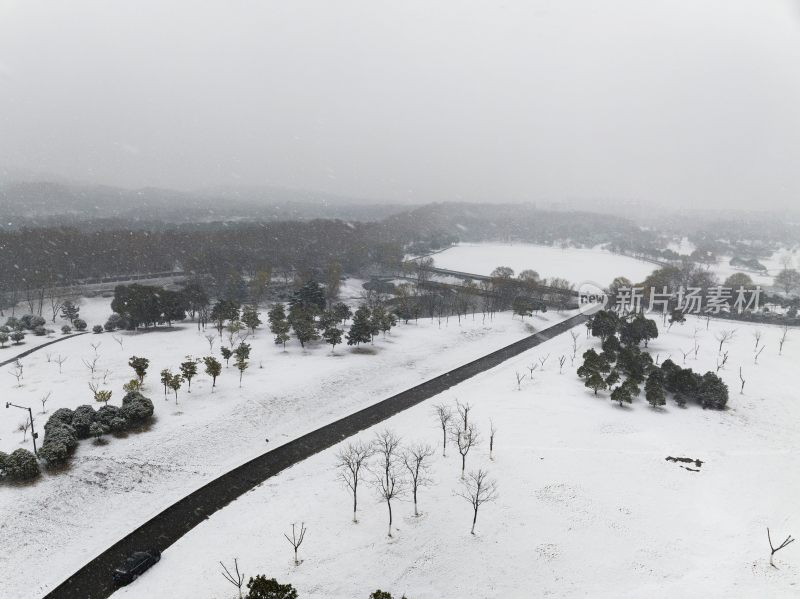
xmin=43 ymin=312 xmax=591 ymax=599
xmin=0 ymin=332 xmax=89 ymax=368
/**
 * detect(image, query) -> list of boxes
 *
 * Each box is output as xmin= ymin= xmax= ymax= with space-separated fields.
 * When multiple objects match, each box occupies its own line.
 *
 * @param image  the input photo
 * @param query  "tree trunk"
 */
xmin=387 ymin=499 xmax=393 ymax=537
xmin=353 ymin=488 xmax=358 ymax=522
xmin=471 ymin=508 xmax=478 ymax=534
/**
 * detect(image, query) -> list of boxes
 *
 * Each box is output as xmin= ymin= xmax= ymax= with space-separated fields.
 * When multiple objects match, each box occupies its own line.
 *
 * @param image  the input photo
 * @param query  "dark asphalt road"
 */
xmin=43 ymin=311 xmax=590 ymax=599
xmin=0 ymin=332 xmax=89 ymax=368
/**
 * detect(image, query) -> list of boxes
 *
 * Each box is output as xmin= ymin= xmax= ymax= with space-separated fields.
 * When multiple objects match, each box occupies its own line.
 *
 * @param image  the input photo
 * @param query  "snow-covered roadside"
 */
xmin=0 ymin=296 xmax=570 ymax=599
xmin=113 ymin=316 xmax=799 ymax=599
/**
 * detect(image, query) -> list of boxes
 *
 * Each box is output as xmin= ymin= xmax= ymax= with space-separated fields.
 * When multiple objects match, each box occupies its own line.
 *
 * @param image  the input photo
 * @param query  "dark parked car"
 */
xmin=112 ymin=550 xmax=161 ymax=586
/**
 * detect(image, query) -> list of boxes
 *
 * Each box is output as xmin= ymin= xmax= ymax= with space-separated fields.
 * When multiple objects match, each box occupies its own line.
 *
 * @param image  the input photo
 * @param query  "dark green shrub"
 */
xmin=39 ymin=441 xmax=69 ymax=465
xmin=110 ymin=417 xmax=128 ymax=432
xmin=4 ymin=448 xmax=40 ymax=480
xmin=92 ymin=325 xmax=103 ymax=334
xmin=73 ymin=318 xmax=87 ymax=331
xmin=246 ymin=576 xmax=298 ymax=599
xmin=120 ymin=391 xmax=154 ymax=423
xmin=71 ymin=405 xmax=97 ymax=439
xmin=43 ymin=422 xmax=79 ymax=453
xmin=96 ymin=405 xmax=121 ymax=427
xmin=48 ymin=407 xmax=74 ymax=427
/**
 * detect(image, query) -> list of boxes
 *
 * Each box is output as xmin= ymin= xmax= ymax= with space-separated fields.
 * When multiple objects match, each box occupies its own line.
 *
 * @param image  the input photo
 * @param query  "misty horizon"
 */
xmin=2 ymin=1 xmax=800 ymax=210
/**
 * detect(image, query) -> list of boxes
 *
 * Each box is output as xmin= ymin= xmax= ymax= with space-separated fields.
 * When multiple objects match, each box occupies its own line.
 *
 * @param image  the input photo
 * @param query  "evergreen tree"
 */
xmin=210 ymin=299 xmax=240 ymax=334
xmin=289 ymin=280 xmax=326 ymax=313
xmin=323 ymin=323 xmax=343 ymax=352
xmin=290 ymin=307 xmax=319 ymax=348
xmin=268 ymin=304 xmax=291 ymax=349
xmin=332 ymin=302 xmax=353 ymax=324
xmin=128 ymin=356 xmax=150 ymax=384
xmin=369 ymin=305 xmax=385 ymax=341
xmin=220 ymin=346 xmax=233 ymax=366
xmin=203 ymin=356 xmax=222 ymax=391
xmin=167 ymin=373 xmax=182 ymax=403
xmin=60 ymin=300 xmax=80 ymax=324
xmin=181 ymin=279 xmax=209 ymax=320
xmin=347 ymin=306 xmax=372 ymax=346
xmin=611 ymin=378 xmax=640 ymax=407
xmin=645 ymin=370 xmax=666 ymax=408
xmin=235 ymin=354 xmax=249 ymax=387
xmin=698 ymin=371 xmax=729 ymax=409
xmin=240 ymin=304 xmax=262 ymax=334
xmin=590 ymin=310 xmax=619 ymax=341
xmin=179 ymin=358 xmax=199 ymax=392
xmin=234 ymin=342 xmax=251 ymax=361
xmin=160 ymin=368 xmax=171 ymax=397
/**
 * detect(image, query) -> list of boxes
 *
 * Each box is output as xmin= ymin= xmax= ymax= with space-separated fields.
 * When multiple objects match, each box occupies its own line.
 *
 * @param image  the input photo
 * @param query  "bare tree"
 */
xmin=716 ymin=329 xmax=737 ymax=354
xmin=55 ymin=354 xmax=67 ymax=374
xmin=456 ymin=400 xmax=471 ymax=431
xmin=284 ymin=522 xmax=307 ymax=566
xmin=538 ymin=353 xmax=550 ymax=369
xmin=204 ymin=333 xmax=217 ymax=351
xmin=489 ymin=419 xmax=497 ymax=460
xmin=8 ymin=360 xmax=23 ymax=386
xmin=680 ymin=347 xmax=691 ymax=365
xmin=693 ymin=342 xmax=700 ymax=361
xmin=402 ymin=443 xmax=435 ymax=516
xmin=335 ymin=440 xmax=373 ymax=522
xmin=457 ymin=468 xmax=499 ymax=535
xmin=739 ymin=366 xmax=746 ymax=394
xmin=451 ymin=423 xmax=480 ymax=478
xmin=515 ymin=371 xmax=525 ymax=390
xmin=372 ymin=429 xmax=406 ymax=537
xmin=433 ymin=403 xmax=453 ymax=456
xmin=570 ymin=330 xmax=580 ymax=365
xmin=40 ymin=391 xmax=51 ymax=414
xmin=767 ymin=528 xmax=795 ymax=568
xmin=779 ymin=325 xmax=789 ymax=355
xmin=90 ymin=341 xmax=101 ymax=356
xmin=754 ymin=345 xmax=766 ymax=365
xmin=716 ymin=351 xmax=729 ymax=373
xmin=82 ymin=356 xmax=99 ymax=377
xmin=45 ymin=352 xmax=53 ymax=363
xmin=18 ymin=420 xmax=30 ymax=442
xmin=526 ymin=363 xmax=538 ymax=379
xmin=111 ymin=334 xmax=124 ymax=350
xmin=753 ymin=330 xmax=762 ymax=353
xmin=558 ymin=355 xmax=567 ymax=374
xmin=219 ymin=558 xmax=245 ymax=599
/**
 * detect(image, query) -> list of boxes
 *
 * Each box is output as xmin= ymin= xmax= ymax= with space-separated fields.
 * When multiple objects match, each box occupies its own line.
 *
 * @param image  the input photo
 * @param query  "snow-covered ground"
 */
xmin=113 ymin=315 xmax=799 ymax=599
xmin=0 ymin=295 xmax=570 ymax=599
xmin=712 ymin=249 xmax=799 ymax=288
xmin=433 ymin=243 xmax=657 ymax=288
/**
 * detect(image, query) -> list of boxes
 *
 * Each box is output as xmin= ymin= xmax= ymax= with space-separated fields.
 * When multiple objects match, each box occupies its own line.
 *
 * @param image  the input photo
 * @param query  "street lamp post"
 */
xmin=5 ymin=402 xmax=38 ymax=455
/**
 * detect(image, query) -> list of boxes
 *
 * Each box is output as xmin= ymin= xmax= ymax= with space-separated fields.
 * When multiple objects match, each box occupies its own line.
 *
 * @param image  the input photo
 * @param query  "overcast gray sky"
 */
xmin=1 ymin=0 xmax=799 ymax=208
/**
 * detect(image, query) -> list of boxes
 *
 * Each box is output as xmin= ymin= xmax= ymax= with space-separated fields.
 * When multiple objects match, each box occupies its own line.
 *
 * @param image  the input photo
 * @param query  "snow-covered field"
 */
xmin=113 ymin=315 xmax=799 ymax=599
xmin=0 ymin=295 xmax=568 ymax=599
xmin=433 ymin=243 xmax=656 ymax=287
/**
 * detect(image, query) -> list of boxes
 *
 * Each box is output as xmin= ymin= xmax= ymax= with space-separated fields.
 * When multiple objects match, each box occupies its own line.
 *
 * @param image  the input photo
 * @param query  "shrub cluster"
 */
xmin=38 ymin=392 xmax=155 ymax=467
xmin=0 ymin=448 xmax=41 ymax=481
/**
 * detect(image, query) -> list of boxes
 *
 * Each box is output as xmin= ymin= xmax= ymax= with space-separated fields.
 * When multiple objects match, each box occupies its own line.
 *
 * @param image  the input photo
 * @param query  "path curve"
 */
xmin=0 ymin=332 xmax=89 ymax=368
xmin=44 ymin=311 xmax=592 ymax=599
